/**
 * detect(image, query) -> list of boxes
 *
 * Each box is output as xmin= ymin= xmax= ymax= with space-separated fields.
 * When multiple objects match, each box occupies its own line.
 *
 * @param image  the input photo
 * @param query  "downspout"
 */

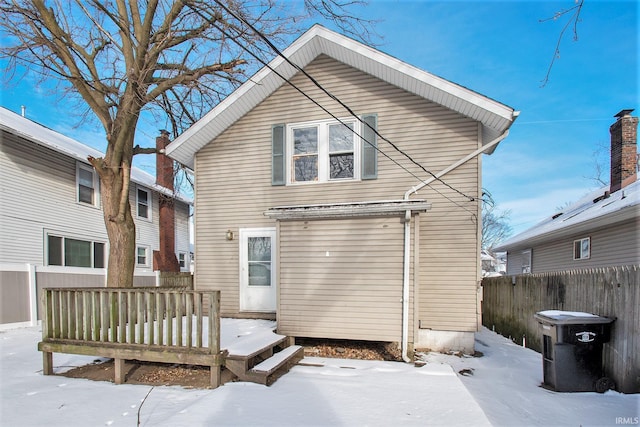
xmin=399 ymin=128 xmax=512 ymax=363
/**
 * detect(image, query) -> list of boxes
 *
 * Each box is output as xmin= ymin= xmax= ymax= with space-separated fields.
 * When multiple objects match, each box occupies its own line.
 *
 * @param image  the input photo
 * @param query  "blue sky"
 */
xmin=1 ymin=0 xmax=637 ymax=238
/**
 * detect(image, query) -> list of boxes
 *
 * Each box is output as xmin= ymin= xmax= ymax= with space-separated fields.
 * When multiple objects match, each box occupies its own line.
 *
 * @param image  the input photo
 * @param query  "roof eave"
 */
xmin=165 ymin=25 xmax=517 ymax=168
xmin=494 ymin=206 xmax=638 ymax=252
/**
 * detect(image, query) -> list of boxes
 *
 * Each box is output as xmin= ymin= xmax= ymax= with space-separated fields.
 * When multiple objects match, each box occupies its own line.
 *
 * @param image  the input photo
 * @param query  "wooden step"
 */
xmin=225 ymin=331 xmax=287 ymax=359
xmin=251 ymin=345 xmax=304 ymax=375
xmin=246 ymin=345 xmax=304 ymax=385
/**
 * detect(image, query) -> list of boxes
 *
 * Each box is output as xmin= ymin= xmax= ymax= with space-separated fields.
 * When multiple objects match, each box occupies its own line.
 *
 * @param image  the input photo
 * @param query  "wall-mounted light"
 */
xmin=226 ymin=230 xmax=234 ymax=241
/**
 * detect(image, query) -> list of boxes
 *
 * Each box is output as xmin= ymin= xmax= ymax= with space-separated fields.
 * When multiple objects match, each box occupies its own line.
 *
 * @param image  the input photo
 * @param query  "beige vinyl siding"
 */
xmin=529 ymin=219 xmax=639 ymax=273
xmin=277 ymin=217 xmax=409 ymax=342
xmin=194 ymin=55 xmax=481 ymax=334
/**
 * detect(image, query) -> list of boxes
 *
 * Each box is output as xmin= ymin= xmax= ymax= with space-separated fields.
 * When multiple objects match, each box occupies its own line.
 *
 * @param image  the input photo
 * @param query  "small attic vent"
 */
xmin=552 ymin=212 xmax=563 ymax=219
xmin=593 ymin=191 xmax=611 ymax=204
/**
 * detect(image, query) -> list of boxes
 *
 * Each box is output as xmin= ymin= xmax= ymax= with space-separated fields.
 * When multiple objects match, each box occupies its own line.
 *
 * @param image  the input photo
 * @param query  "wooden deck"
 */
xmin=37 ymin=288 xmax=302 ymax=387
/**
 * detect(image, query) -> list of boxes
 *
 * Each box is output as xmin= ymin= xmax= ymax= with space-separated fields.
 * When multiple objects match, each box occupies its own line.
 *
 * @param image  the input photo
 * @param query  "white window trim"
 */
xmin=286 ymin=118 xmax=361 ymax=185
xmin=136 ymin=186 xmax=152 ymax=221
xmin=573 ymin=237 xmax=591 ymax=260
xmin=76 ymin=162 xmax=100 ymax=207
xmin=136 ymin=245 xmax=150 ymax=267
xmin=178 ymin=252 xmax=187 ymax=270
xmin=45 ymin=232 xmax=106 ymax=269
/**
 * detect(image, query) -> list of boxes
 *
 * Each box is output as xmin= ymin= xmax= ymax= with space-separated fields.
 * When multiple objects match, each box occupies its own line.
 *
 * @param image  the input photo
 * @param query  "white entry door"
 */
xmin=239 ymin=228 xmax=277 ymax=312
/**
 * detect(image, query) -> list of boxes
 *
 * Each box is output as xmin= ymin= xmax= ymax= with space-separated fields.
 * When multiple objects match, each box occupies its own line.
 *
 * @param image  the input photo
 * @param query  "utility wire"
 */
xmin=188 ymin=4 xmax=477 ymax=216
xmin=210 ymin=0 xmax=476 ymax=202
xmin=187 ymin=4 xmax=425 ymax=184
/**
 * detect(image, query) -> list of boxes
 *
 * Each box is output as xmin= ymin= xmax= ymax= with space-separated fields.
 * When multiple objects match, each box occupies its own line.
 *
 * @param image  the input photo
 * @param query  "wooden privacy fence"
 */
xmin=482 ymin=266 xmax=640 ymax=393
xmin=158 ymin=272 xmax=193 ymax=288
xmin=38 ymin=288 xmax=225 ymax=388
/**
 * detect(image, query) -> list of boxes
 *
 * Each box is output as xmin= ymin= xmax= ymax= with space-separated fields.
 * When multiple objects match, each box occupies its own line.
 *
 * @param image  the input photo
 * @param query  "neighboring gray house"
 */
xmin=495 ymin=110 xmax=639 ymax=275
xmin=0 ymin=107 xmax=193 ymax=326
xmin=167 ymin=25 xmax=518 ymax=356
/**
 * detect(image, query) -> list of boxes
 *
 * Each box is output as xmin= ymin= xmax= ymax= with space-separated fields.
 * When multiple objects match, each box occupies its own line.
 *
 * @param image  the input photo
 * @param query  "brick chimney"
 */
xmin=153 ymin=130 xmax=180 ymax=273
xmin=610 ymin=109 xmax=638 ymax=193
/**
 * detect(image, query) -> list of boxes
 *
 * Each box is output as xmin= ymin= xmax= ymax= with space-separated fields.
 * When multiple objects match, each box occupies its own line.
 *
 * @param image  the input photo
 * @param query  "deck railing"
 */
xmin=39 ymin=287 xmax=224 ymax=387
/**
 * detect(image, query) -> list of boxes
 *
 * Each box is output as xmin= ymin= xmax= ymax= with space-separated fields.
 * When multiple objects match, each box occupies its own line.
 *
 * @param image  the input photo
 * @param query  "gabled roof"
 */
xmin=494 ymin=180 xmax=640 ymax=251
xmin=0 ymin=107 xmax=192 ymax=205
xmin=166 ymin=24 xmax=518 ymax=169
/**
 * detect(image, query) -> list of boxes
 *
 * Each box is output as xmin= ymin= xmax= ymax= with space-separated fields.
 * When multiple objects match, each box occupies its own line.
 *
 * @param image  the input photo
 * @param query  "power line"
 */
xmin=187 ymin=4 xmax=425 ymax=184
xmin=210 ymin=0 xmax=476 ymax=202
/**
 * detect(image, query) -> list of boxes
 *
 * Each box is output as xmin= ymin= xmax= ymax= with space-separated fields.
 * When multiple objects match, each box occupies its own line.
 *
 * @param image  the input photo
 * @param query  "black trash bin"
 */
xmin=534 ymin=310 xmax=614 ymax=393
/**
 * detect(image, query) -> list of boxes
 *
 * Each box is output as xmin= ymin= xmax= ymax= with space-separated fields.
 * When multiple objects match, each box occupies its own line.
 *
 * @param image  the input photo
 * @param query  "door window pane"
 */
xmin=248 ymin=237 xmax=271 ymax=286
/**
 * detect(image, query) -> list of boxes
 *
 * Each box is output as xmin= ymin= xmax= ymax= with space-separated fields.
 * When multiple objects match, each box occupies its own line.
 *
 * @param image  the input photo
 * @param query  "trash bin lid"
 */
xmin=534 ymin=310 xmax=614 ymax=325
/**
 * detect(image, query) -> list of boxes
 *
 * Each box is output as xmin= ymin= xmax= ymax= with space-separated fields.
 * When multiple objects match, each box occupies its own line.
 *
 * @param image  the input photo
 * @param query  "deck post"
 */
xmin=42 ymin=351 xmax=53 ymax=375
xmin=114 ymin=358 xmax=125 ymax=384
xmin=210 ymin=364 xmax=221 ymax=388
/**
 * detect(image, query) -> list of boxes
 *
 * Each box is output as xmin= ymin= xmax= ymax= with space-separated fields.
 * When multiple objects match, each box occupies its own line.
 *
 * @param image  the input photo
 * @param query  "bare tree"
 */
xmin=0 ymin=0 xmax=372 ymax=287
xmin=481 ymin=190 xmax=512 ymax=251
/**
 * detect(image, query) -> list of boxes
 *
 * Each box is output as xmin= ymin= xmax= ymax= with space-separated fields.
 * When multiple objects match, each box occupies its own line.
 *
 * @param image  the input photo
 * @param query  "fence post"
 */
xmin=26 ymin=264 xmax=39 ymax=327
xmin=41 ymin=289 xmax=53 ymax=375
xmin=208 ymin=291 xmax=221 ymax=388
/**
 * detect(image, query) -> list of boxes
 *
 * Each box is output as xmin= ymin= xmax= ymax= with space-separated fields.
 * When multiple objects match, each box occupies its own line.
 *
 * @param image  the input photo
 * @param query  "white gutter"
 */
xmin=399 ymin=128 xmax=512 ymax=363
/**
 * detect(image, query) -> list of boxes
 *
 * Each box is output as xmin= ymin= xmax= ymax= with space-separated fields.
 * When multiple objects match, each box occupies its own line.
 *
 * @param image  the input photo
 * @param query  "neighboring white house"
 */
xmin=0 ymin=106 xmax=193 ymax=326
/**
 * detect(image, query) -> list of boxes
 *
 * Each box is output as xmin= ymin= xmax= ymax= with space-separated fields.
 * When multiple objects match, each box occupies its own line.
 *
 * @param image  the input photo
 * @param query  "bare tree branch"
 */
xmin=539 ymin=0 xmax=584 ymax=87
xmin=0 ymin=0 xmax=376 ymax=288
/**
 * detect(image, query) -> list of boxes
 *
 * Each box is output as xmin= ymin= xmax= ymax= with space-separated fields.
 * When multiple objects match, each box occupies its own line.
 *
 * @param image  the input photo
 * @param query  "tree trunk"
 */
xmin=101 ymin=172 xmax=136 ymax=288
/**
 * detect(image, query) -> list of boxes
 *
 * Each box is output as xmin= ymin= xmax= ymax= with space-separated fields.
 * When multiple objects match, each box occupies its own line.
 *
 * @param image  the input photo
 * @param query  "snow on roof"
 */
xmin=166 ymin=24 xmax=518 ymax=169
xmin=495 ymin=179 xmax=640 ymax=251
xmin=0 ymin=107 xmax=192 ymax=205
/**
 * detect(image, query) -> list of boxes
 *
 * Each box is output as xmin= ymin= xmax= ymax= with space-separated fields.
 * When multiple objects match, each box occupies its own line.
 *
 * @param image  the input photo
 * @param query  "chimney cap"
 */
xmin=159 ymin=129 xmax=170 ymax=135
xmin=614 ymin=109 xmax=634 ymax=118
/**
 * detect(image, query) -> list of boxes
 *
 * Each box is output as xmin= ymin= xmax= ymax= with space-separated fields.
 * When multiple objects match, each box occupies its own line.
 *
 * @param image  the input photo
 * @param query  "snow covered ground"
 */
xmin=1 ymin=322 xmax=637 ymax=426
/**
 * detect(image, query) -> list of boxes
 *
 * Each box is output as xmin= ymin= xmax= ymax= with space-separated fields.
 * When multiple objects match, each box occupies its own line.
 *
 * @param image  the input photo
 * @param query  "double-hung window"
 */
xmin=272 ymin=114 xmax=377 ymax=186
xmin=137 ymin=187 xmax=151 ymax=220
xmin=573 ymin=237 xmax=590 ymax=260
xmin=47 ymin=234 xmax=105 ymax=268
xmin=137 ymin=246 xmax=149 ymax=266
xmin=77 ymin=163 xmax=99 ymax=206
xmin=289 ymin=119 xmax=359 ymax=183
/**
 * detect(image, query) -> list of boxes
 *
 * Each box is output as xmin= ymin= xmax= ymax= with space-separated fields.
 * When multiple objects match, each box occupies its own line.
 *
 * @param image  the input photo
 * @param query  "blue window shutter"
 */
xmin=272 ymin=124 xmax=285 ymax=186
xmin=361 ymin=114 xmax=378 ymax=180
